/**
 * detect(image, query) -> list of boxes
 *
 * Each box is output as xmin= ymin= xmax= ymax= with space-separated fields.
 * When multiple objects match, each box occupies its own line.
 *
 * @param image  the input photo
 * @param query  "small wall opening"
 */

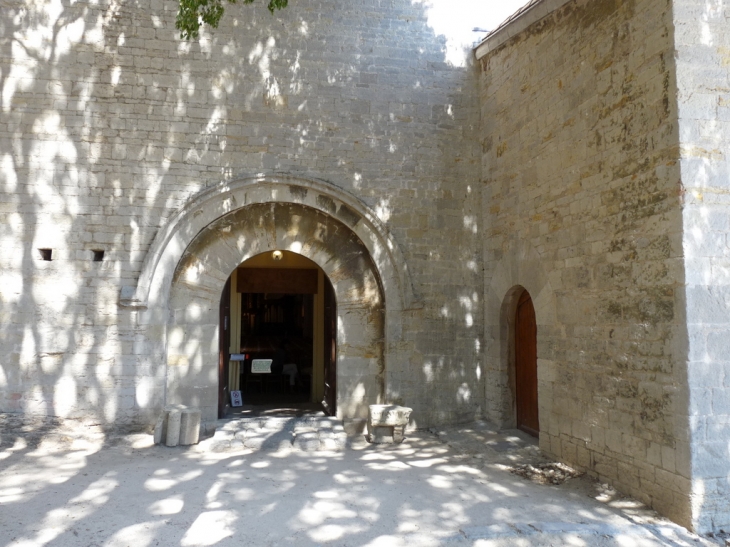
xmin=38 ymin=248 xmax=52 ymax=261
xmin=92 ymin=249 xmax=105 ymax=262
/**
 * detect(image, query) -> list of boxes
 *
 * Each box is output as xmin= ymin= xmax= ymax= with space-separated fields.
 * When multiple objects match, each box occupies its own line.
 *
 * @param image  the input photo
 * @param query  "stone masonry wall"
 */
xmin=0 ymin=0 xmax=482 ymax=428
xmin=672 ymin=0 xmax=730 ymax=533
xmin=479 ymin=0 xmax=692 ymax=527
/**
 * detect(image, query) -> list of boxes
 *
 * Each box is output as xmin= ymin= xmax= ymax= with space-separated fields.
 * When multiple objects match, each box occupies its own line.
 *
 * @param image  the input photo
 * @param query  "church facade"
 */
xmin=1 ymin=0 xmax=728 ymax=533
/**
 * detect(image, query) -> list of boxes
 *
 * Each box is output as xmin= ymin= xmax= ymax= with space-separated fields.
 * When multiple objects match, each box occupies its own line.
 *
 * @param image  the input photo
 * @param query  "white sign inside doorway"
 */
xmin=231 ymin=390 xmax=243 ymax=407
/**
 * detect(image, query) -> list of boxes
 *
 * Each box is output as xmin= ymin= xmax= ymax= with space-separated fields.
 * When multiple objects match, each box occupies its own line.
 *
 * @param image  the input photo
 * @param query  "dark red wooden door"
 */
xmin=322 ymin=277 xmax=337 ymax=416
xmin=218 ymin=278 xmax=231 ymax=419
xmin=516 ymin=290 xmax=539 ymax=436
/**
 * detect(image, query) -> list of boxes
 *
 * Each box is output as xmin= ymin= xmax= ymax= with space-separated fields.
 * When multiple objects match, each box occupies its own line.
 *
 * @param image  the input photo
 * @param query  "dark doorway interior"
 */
xmin=218 ymin=259 xmax=337 ymax=418
xmin=515 ymin=289 xmax=539 ymax=436
xmin=238 ymin=292 xmax=314 ymax=406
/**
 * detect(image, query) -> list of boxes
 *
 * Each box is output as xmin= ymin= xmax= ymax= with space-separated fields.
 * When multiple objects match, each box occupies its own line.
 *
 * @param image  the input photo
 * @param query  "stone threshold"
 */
xmin=199 ymin=415 xmax=349 ymax=452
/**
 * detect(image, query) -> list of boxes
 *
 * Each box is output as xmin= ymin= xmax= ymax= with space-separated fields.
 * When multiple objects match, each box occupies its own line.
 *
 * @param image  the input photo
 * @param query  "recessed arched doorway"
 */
xmin=217 ymin=250 xmax=337 ymax=418
xmin=515 ymin=289 xmax=539 ymax=436
xmin=123 ymin=175 xmax=417 ymax=431
xmin=163 ymin=199 xmax=388 ymax=427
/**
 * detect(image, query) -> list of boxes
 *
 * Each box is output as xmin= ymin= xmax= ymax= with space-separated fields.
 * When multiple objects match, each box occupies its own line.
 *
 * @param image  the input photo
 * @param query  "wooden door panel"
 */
xmin=322 ymin=277 xmax=337 ymax=416
xmin=515 ymin=290 xmax=539 ymax=436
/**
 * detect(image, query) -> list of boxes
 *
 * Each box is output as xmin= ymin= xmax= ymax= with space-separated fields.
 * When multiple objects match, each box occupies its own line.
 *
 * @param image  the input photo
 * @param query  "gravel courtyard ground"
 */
xmin=0 ymin=415 xmax=724 ymax=547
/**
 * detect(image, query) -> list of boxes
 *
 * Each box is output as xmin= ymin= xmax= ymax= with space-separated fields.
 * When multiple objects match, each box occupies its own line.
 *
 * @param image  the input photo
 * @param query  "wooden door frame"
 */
xmin=218 ymin=278 xmax=231 ymax=419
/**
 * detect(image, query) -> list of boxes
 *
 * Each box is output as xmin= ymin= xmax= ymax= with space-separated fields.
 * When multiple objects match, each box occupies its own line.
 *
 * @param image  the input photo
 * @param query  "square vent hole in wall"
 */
xmin=92 ymin=249 xmax=105 ymax=262
xmin=38 ymin=248 xmax=52 ymax=261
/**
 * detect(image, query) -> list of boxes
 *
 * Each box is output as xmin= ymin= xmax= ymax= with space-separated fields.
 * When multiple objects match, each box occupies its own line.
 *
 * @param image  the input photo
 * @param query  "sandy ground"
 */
xmin=0 ymin=415 xmax=724 ymax=547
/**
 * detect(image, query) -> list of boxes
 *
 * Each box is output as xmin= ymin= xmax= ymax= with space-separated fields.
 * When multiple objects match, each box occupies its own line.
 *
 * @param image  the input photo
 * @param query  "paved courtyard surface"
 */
xmin=0 ymin=415 xmax=724 ymax=547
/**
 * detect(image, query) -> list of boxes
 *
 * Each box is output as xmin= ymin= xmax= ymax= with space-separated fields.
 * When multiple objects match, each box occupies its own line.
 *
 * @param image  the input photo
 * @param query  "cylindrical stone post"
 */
xmin=166 ymin=409 xmax=182 ymax=447
xmin=153 ymin=410 xmax=169 ymax=445
xmin=180 ymin=409 xmax=201 ymax=445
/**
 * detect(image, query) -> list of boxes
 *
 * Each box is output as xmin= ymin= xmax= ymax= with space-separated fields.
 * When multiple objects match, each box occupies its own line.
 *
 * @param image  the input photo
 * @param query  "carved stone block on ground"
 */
xmin=367 ymin=404 xmax=412 ymax=444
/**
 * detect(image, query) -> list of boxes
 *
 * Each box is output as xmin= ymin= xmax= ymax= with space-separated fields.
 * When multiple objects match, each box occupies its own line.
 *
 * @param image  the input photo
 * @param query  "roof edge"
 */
xmin=474 ymin=0 xmax=573 ymax=60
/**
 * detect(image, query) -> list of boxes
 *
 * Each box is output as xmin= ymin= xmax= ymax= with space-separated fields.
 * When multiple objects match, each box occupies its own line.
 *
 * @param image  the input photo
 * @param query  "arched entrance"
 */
xmin=217 ymin=250 xmax=338 ymax=417
xmin=485 ymin=244 xmax=555 ymax=434
xmin=122 ymin=175 xmax=416 ymax=431
xmin=515 ymin=289 xmax=538 ymax=436
xmin=166 ymin=201 xmax=386 ymax=426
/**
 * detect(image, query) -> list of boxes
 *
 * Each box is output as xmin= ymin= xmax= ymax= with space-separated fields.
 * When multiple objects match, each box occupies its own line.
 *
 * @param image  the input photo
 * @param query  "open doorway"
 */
xmin=218 ymin=251 xmax=336 ymax=418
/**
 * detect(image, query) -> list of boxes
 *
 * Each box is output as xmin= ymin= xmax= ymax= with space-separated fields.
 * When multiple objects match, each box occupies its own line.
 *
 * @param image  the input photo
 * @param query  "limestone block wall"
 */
xmin=0 ymin=0 xmax=482 ymax=427
xmin=672 ymin=0 xmax=730 ymax=532
xmin=479 ymin=0 xmax=693 ymax=527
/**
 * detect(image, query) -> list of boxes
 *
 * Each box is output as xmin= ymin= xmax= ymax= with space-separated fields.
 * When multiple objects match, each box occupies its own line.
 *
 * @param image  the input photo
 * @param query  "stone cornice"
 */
xmin=474 ymin=0 xmax=573 ymax=60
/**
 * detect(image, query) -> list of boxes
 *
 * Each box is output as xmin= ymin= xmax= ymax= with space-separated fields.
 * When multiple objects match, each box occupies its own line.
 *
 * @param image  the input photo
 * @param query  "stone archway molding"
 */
xmin=120 ymin=173 xmax=418 ymax=322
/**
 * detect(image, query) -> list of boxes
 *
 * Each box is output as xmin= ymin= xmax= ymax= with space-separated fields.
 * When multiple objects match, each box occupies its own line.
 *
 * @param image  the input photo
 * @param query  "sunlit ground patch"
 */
xmin=180 ymin=510 xmax=237 ymax=546
xmin=309 ymin=523 xmax=368 ymax=542
xmin=147 ymin=496 xmax=184 ymax=515
xmin=104 ymin=521 xmax=166 ymax=547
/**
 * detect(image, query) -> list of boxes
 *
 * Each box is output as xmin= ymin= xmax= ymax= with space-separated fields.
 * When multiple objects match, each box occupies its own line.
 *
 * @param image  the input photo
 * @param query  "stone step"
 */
xmin=199 ymin=416 xmax=348 ymax=452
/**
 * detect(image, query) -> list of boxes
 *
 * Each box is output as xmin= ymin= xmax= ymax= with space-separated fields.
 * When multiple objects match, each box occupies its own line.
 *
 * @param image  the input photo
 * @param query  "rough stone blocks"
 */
xmin=367 ymin=404 xmax=412 ymax=444
xmin=154 ymin=406 xmax=201 ymax=447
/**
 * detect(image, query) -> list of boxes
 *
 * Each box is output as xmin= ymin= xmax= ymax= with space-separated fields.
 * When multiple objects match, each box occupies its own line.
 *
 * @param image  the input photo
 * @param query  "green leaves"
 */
xmin=268 ymin=0 xmax=289 ymax=12
xmin=176 ymin=0 xmax=289 ymax=40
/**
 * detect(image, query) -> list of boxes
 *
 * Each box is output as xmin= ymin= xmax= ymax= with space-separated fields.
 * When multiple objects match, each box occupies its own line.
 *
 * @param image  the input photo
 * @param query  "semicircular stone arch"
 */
xmin=166 ymin=202 xmax=386 ymax=424
xmin=123 ymin=174 xmax=415 ymax=316
xmin=128 ymin=175 xmax=416 ymax=429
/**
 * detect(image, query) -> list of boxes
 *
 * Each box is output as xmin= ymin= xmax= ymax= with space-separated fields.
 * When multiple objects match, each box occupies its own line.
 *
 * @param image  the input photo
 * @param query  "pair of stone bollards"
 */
xmin=153 ymin=406 xmax=201 ymax=447
xmin=366 ymin=404 xmax=412 ymax=444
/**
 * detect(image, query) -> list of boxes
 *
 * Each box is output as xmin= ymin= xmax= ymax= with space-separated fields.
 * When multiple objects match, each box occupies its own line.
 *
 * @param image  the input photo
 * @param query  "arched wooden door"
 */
xmin=515 ymin=290 xmax=539 ymax=436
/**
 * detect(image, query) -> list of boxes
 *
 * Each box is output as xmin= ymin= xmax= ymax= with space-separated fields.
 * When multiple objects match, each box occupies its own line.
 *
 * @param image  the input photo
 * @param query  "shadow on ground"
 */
xmin=0 ymin=414 xmax=721 ymax=547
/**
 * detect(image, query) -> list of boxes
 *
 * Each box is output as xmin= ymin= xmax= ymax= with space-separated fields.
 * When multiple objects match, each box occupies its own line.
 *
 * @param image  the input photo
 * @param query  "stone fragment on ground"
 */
xmin=508 ymin=461 xmax=584 ymax=485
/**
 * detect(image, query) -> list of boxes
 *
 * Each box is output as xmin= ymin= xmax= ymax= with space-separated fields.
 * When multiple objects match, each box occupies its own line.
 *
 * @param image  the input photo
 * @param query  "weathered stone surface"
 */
xmin=165 ymin=410 xmax=182 ymax=448
xmin=673 ymin=0 xmax=730 ymax=532
xmin=154 ymin=406 xmax=202 ymax=446
xmin=367 ymin=404 xmax=412 ymax=443
xmin=0 ymin=0 xmax=481 ymax=434
xmin=197 ymin=416 xmax=348 ymax=452
xmin=2 ymin=0 xmax=730 ymax=534
xmin=477 ymin=0 xmax=699 ymax=532
xmin=179 ymin=409 xmax=201 ymax=446
xmin=153 ymin=412 xmax=167 ymax=445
